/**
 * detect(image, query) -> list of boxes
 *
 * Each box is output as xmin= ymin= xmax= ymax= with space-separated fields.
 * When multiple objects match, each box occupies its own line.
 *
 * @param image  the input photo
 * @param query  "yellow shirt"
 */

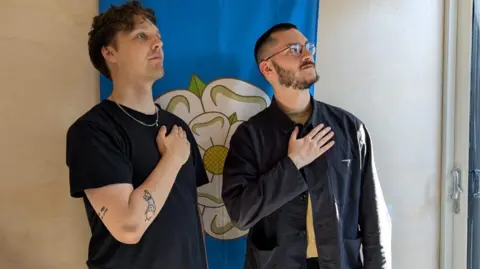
xmin=306 ymin=194 xmax=318 ymax=257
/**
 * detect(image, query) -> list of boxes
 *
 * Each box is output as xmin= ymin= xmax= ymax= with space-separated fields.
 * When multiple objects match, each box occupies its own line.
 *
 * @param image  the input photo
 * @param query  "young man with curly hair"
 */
xmin=65 ymin=2 xmax=209 ymax=268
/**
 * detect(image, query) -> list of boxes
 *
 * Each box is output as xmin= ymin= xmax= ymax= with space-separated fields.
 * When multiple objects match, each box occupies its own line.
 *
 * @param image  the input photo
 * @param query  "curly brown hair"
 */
xmin=88 ymin=1 xmax=156 ymax=79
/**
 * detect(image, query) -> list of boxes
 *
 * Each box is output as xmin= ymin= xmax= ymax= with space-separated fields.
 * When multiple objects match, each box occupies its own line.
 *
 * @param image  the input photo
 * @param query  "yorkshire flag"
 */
xmin=99 ymin=1 xmax=320 ymax=268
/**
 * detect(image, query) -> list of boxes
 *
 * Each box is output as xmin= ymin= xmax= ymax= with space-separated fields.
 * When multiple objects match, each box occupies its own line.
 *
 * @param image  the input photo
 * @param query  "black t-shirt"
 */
xmin=66 ymin=99 xmax=209 ymax=269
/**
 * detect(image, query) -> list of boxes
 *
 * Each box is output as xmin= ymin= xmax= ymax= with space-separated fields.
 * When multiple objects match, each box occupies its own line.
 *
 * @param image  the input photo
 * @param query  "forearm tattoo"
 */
xmin=99 ymin=206 xmax=108 ymax=219
xmin=143 ymin=190 xmax=156 ymax=221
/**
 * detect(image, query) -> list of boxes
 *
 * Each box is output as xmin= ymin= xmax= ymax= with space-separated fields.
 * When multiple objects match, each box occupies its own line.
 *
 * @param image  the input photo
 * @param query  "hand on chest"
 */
xmin=264 ymin=123 xmax=359 ymax=201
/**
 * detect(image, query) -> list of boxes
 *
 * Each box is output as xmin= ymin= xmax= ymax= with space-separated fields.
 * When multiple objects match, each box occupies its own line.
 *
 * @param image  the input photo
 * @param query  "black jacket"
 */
xmin=222 ymin=96 xmax=391 ymax=269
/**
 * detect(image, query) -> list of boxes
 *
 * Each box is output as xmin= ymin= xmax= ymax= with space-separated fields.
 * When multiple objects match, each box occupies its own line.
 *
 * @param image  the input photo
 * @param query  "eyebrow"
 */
xmin=131 ymin=27 xmax=161 ymax=37
xmin=283 ymin=40 xmax=309 ymax=47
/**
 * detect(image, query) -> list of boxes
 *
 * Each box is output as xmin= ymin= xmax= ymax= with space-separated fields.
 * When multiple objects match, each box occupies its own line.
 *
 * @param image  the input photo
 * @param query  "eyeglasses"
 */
xmin=262 ymin=42 xmax=316 ymax=62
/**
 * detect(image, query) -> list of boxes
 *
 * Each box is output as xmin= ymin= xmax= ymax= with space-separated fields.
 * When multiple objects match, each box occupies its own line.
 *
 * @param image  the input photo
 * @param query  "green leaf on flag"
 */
xmin=188 ymin=74 xmax=206 ymax=98
xmin=228 ymin=112 xmax=238 ymax=125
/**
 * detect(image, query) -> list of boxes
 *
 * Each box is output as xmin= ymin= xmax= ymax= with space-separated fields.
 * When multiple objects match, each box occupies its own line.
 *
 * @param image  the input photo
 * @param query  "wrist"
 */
xmin=162 ymin=153 xmax=184 ymax=167
xmin=288 ymin=154 xmax=302 ymax=169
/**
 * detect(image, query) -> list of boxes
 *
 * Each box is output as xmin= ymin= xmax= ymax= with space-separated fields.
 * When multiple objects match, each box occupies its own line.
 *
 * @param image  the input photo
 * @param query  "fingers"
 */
xmin=164 ymin=125 xmax=188 ymax=141
xmin=169 ymin=125 xmax=177 ymax=136
xmin=290 ymin=126 xmax=299 ymax=142
xmin=311 ymin=125 xmax=332 ymax=143
xmin=174 ymin=125 xmax=186 ymax=138
xmin=319 ymin=140 xmax=335 ymax=155
xmin=167 ymin=125 xmax=182 ymax=136
xmin=176 ymin=127 xmax=189 ymax=145
xmin=179 ymin=127 xmax=186 ymax=139
xmin=305 ymin=124 xmax=324 ymax=140
xmin=316 ymin=130 xmax=334 ymax=147
xmin=158 ymin=125 xmax=167 ymax=138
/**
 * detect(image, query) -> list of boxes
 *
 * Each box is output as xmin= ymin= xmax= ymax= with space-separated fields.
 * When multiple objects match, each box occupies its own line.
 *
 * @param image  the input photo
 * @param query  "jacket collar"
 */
xmin=267 ymin=94 xmax=321 ymax=133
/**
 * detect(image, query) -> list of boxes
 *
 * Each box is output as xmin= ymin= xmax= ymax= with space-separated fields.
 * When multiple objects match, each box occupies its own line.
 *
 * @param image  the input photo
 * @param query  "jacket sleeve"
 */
xmin=358 ymin=123 xmax=392 ymax=269
xmin=221 ymin=124 xmax=308 ymax=230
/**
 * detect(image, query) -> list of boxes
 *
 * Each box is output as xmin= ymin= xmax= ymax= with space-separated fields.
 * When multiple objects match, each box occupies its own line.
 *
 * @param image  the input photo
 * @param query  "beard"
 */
xmin=272 ymin=60 xmax=319 ymax=90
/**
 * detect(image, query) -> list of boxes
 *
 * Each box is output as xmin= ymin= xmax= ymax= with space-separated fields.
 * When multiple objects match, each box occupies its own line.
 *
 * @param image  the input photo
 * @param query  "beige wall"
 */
xmin=0 ymin=1 xmax=98 ymax=268
xmin=0 ymin=0 xmax=444 ymax=269
xmin=315 ymin=0 xmax=444 ymax=268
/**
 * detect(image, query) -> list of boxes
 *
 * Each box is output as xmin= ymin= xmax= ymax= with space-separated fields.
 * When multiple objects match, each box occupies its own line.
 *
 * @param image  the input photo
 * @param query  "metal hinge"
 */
xmin=451 ymin=168 xmax=463 ymax=214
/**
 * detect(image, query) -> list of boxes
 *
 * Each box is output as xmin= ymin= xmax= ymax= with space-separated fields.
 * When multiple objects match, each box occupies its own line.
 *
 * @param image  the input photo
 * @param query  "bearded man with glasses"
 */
xmin=222 ymin=23 xmax=392 ymax=269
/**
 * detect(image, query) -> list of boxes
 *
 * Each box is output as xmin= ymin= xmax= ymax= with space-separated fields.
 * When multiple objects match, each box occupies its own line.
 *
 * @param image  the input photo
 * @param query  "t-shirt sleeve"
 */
xmin=183 ymin=124 xmax=209 ymax=187
xmin=192 ymin=138 xmax=209 ymax=187
xmin=66 ymin=120 xmax=133 ymax=198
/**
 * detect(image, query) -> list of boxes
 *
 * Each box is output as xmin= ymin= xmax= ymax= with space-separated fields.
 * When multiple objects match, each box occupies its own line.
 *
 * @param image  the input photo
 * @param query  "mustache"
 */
xmin=300 ymin=61 xmax=315 ymax=69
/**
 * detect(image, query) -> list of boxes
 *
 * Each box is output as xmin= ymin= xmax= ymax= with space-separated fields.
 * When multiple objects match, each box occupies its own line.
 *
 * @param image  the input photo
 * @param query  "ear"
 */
xmin=101 ymin=46 xmax=118 ymax=64
xmin=259 ymin=61 xmax=274 ymax=78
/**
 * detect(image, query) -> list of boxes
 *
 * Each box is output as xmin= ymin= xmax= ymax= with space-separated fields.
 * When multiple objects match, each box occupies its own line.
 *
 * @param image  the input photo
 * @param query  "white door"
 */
xmin=441 ymin=0 xmax=474 ymax=269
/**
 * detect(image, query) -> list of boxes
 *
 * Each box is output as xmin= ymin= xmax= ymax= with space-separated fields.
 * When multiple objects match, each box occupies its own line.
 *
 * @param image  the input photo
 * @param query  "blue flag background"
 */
xmin=99 ymin=1 xmax=319 ymax=268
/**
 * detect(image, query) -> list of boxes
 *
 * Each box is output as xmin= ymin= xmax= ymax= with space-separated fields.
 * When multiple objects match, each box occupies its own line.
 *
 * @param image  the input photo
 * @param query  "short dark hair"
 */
xmin=254 ymin=23 xmax=298 ymax=64
xmin=87 ymin=1 xmax=156 ymax=79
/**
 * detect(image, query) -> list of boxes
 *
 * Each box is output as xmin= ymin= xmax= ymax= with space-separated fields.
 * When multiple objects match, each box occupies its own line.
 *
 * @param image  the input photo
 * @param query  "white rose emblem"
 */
xmin=156 ymin=76 xmax=271 ymax=240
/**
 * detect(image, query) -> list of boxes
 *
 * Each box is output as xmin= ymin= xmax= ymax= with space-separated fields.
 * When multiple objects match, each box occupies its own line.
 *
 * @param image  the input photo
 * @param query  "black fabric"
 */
xmin=66 ymin=99 xmax=209 ymax=269
xmin=222 ymin=95 xmax=390 ymax=269
xmin=306 ymin=258 xmax=319 ymax=269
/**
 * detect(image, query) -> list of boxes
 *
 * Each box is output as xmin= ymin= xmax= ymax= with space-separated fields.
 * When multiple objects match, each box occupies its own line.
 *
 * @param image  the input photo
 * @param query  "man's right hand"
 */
xmin=157 ymin=125 xmax=191 ymax=164
xmin=288 ymin=124 xmax=335 ymax=169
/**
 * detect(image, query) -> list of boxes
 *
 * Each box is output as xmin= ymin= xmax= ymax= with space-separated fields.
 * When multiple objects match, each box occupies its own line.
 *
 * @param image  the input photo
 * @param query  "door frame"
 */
xmin=440 ymin=0 xmax=473 ymax=268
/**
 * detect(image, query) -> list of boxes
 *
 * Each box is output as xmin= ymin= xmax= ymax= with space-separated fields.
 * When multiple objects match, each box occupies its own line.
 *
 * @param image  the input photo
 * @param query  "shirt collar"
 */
xmin=267 ymin=94 xmax=321 ymax=133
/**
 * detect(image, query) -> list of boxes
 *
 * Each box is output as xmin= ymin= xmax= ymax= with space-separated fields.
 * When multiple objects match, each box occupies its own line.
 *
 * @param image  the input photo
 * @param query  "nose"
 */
xmin=301 ymin=54 xmax=314 ymax=64
xmin=300 ymin=43 xmax=316 ymax=59
xmin=152 ymin=36 xmax=163 ymax=50
xmin=300 ymin=46 xmax=314 ymax=63
xmin=301 ymin=46 xmax=313 ymax=58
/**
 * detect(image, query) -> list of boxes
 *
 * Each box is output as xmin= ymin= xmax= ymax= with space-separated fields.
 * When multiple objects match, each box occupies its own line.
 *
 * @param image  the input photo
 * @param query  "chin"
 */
xmin=308 ymin=72 xmax=319 ymax=83
xmin=305 ymin=69 xmax=318 ymax=77
xmin=296 ymin=76 xmax=319 ymax=90
xmin=149 ymin=68 xmax=165 ymax=80
xmin=300 ymin=75 xmax=318 ymax=85
xmin=156 ymin=70 xmax=165 ymax=79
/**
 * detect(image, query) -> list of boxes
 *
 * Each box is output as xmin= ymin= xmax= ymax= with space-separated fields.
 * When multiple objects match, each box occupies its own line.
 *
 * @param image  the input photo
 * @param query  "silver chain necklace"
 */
xmin=116 ymin=102 xmax=159 ymax=127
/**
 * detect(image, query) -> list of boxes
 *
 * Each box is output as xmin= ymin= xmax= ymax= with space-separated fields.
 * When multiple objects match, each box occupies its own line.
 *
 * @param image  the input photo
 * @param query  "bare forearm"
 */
xmin=85 ymin=125 xmax=191 ymax=245
xmin=123 ymin=155 xmax=183 ymax=236
xmin=86 ymin=155 xmax=182 ymax=244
